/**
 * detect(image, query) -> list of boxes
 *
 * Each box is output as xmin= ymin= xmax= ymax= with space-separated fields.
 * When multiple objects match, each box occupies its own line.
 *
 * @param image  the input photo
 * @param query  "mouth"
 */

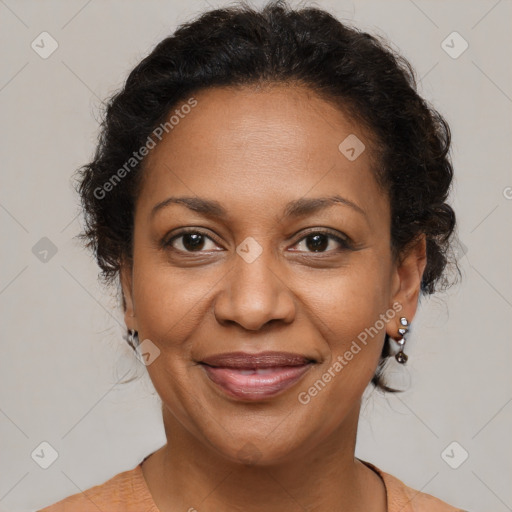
xmin=198 ymin=351 xmax=316 ymax=401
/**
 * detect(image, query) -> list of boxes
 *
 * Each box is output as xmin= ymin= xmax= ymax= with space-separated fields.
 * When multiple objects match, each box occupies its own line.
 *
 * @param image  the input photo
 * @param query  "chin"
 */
xmin=205 ymin=430 xmax=310 ymax=467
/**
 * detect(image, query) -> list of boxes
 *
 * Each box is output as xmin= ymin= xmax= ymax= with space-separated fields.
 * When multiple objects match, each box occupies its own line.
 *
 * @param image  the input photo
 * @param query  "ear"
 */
xmin=387 ymin=233 xmax=427 ymax=338
xmin=120 ymin=258 xmax=138 ymax=331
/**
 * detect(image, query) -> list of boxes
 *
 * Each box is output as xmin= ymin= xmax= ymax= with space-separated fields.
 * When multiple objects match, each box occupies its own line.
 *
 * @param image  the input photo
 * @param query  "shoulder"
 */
xmin=37 ymin=463 xmax=159 ymax=512
xmin=360 ymin=460 xmax=465 ymax=512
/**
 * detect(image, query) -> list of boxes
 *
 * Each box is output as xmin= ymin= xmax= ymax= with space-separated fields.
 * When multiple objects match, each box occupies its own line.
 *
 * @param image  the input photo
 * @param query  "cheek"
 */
xmin=131 ymin=253 xmax=217 ymax=344
xmin=295 ymin=265 xmax=390 ymax=429
xmin=298 ymin=254 xmax=391 ymax=347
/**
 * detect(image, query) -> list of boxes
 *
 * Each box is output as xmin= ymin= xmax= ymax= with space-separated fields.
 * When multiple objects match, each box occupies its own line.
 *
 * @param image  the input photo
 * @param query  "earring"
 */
xmin=127 ymin=328 xmax=139 ymax=350
xmin=395 ymin=317 xmax=409 ymax=364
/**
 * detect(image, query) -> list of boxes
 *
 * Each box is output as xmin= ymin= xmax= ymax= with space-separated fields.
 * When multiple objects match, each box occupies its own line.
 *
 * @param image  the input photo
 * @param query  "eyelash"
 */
xmin=162 ymin=228 xmax=352 ymax=255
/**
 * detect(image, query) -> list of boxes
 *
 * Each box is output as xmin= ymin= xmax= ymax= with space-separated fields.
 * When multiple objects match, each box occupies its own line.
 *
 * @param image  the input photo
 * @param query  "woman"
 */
xmin=39 ymin=0 xmax=463 ymax=510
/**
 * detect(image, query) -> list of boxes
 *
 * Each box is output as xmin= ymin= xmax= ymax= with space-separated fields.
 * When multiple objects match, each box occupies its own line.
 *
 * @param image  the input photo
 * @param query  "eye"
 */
xmin=163 ymin=229 xmax=222 ymax=253
xmin=163 ymin=228 xmax=352 ymax=255
xmin=290 ymin=230 xmax=351 ymax=253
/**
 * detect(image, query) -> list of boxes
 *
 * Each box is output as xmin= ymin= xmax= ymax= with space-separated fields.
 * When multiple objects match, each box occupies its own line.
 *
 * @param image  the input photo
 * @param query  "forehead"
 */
xmin=137 ymin=84 xmax=388 ymax=225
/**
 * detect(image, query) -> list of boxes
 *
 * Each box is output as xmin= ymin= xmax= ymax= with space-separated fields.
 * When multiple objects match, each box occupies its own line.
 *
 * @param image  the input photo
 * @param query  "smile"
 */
xmin=198 ymin=351 xmax=316 ymax=401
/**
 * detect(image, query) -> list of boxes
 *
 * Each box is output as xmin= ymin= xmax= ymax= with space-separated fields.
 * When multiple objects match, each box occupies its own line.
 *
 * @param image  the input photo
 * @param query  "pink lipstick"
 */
xmin=199 ymin=351 xmax=315 ymax=401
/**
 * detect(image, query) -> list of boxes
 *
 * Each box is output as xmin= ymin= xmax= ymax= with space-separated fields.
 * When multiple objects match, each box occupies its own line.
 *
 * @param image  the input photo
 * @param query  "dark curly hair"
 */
xmin=74 ymin=0 xmax=458 ymax=392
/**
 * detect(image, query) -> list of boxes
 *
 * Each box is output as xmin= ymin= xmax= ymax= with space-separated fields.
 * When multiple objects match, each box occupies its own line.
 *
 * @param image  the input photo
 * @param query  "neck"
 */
xmin=142 ymin=401 xmax=386 ymax=512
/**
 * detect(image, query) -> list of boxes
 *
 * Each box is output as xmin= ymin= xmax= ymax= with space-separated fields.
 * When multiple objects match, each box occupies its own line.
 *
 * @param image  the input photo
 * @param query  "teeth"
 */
xmin=237 ymin=367 xmax=287 ymax=375
xmin=253 ymin=368 xmax=277 ymax=375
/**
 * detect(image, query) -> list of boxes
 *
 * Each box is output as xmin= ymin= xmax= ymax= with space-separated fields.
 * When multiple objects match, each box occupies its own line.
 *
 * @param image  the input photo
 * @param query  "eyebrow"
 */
xmin=150 ymin=194 xmax=367 ymax=220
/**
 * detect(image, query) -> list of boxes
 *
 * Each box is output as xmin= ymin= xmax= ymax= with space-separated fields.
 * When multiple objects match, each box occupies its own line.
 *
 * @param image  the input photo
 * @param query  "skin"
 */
xmin=120 ymin=83 xmax=427 ymax=511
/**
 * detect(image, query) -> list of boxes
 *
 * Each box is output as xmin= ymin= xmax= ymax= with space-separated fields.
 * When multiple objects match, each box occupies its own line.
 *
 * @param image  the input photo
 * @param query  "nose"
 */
xmin=213 ymin=246 xmax=296 ymax=331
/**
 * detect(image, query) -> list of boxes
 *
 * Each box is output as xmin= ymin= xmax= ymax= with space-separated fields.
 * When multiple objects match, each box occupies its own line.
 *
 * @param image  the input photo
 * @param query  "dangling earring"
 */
xmin=127 ymin=328 xmax=139 ymax=350
xmin=395 ymin=317 xmax=409 ymax=364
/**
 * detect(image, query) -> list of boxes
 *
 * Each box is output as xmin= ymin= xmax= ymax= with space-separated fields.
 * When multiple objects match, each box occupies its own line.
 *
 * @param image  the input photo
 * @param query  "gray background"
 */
xmin=1 ymin=0 xmax=511 ymax=510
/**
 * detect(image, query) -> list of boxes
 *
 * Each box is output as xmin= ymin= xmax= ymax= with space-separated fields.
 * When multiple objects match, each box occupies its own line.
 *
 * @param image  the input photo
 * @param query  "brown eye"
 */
xmin=164 ymin=230 xmax=221 ymax=253
xmin=305 ymin=234 xmax=329 ymax=252
xmin=180 ymin=233 xmax=206 ymax=251
xmin=291 ymin=231 xmax=351 ymax=253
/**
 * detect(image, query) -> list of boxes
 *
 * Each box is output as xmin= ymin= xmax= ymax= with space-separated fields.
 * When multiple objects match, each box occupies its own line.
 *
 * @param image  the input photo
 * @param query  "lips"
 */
xmin=199 ymin=351 xmax=316 ymax=401
xmin=200 ymin=351 xmax=315 ymax=368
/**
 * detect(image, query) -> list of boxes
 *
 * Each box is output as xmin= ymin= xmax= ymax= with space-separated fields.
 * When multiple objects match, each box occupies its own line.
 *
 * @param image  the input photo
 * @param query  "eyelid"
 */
xmin=162 ymin=228 xmax=222 ymax=250
xmin=163 ymin=227 xmax=352 ymax=253
xmin=290 ymin=228 xmax=352 ymax=251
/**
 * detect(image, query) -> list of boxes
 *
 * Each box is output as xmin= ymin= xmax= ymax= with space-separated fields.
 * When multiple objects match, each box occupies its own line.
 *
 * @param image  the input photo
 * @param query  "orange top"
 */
xmin=38 ymin=458 xmax=463 ymax=511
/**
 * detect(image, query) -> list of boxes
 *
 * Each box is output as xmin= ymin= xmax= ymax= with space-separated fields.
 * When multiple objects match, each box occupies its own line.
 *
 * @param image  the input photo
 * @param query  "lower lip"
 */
xmin=200 ymin=364 xmax=314 ymax=401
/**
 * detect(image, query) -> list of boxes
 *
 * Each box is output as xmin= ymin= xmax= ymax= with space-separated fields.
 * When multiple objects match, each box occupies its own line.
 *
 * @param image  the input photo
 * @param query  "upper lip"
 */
xmin=199 ymin=351 xmax=316 ymax=369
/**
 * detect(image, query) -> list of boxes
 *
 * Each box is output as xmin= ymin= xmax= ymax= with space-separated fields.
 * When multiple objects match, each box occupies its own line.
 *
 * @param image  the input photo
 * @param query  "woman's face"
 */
xmin=121 ymin=84 xmax=425 ymax=465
